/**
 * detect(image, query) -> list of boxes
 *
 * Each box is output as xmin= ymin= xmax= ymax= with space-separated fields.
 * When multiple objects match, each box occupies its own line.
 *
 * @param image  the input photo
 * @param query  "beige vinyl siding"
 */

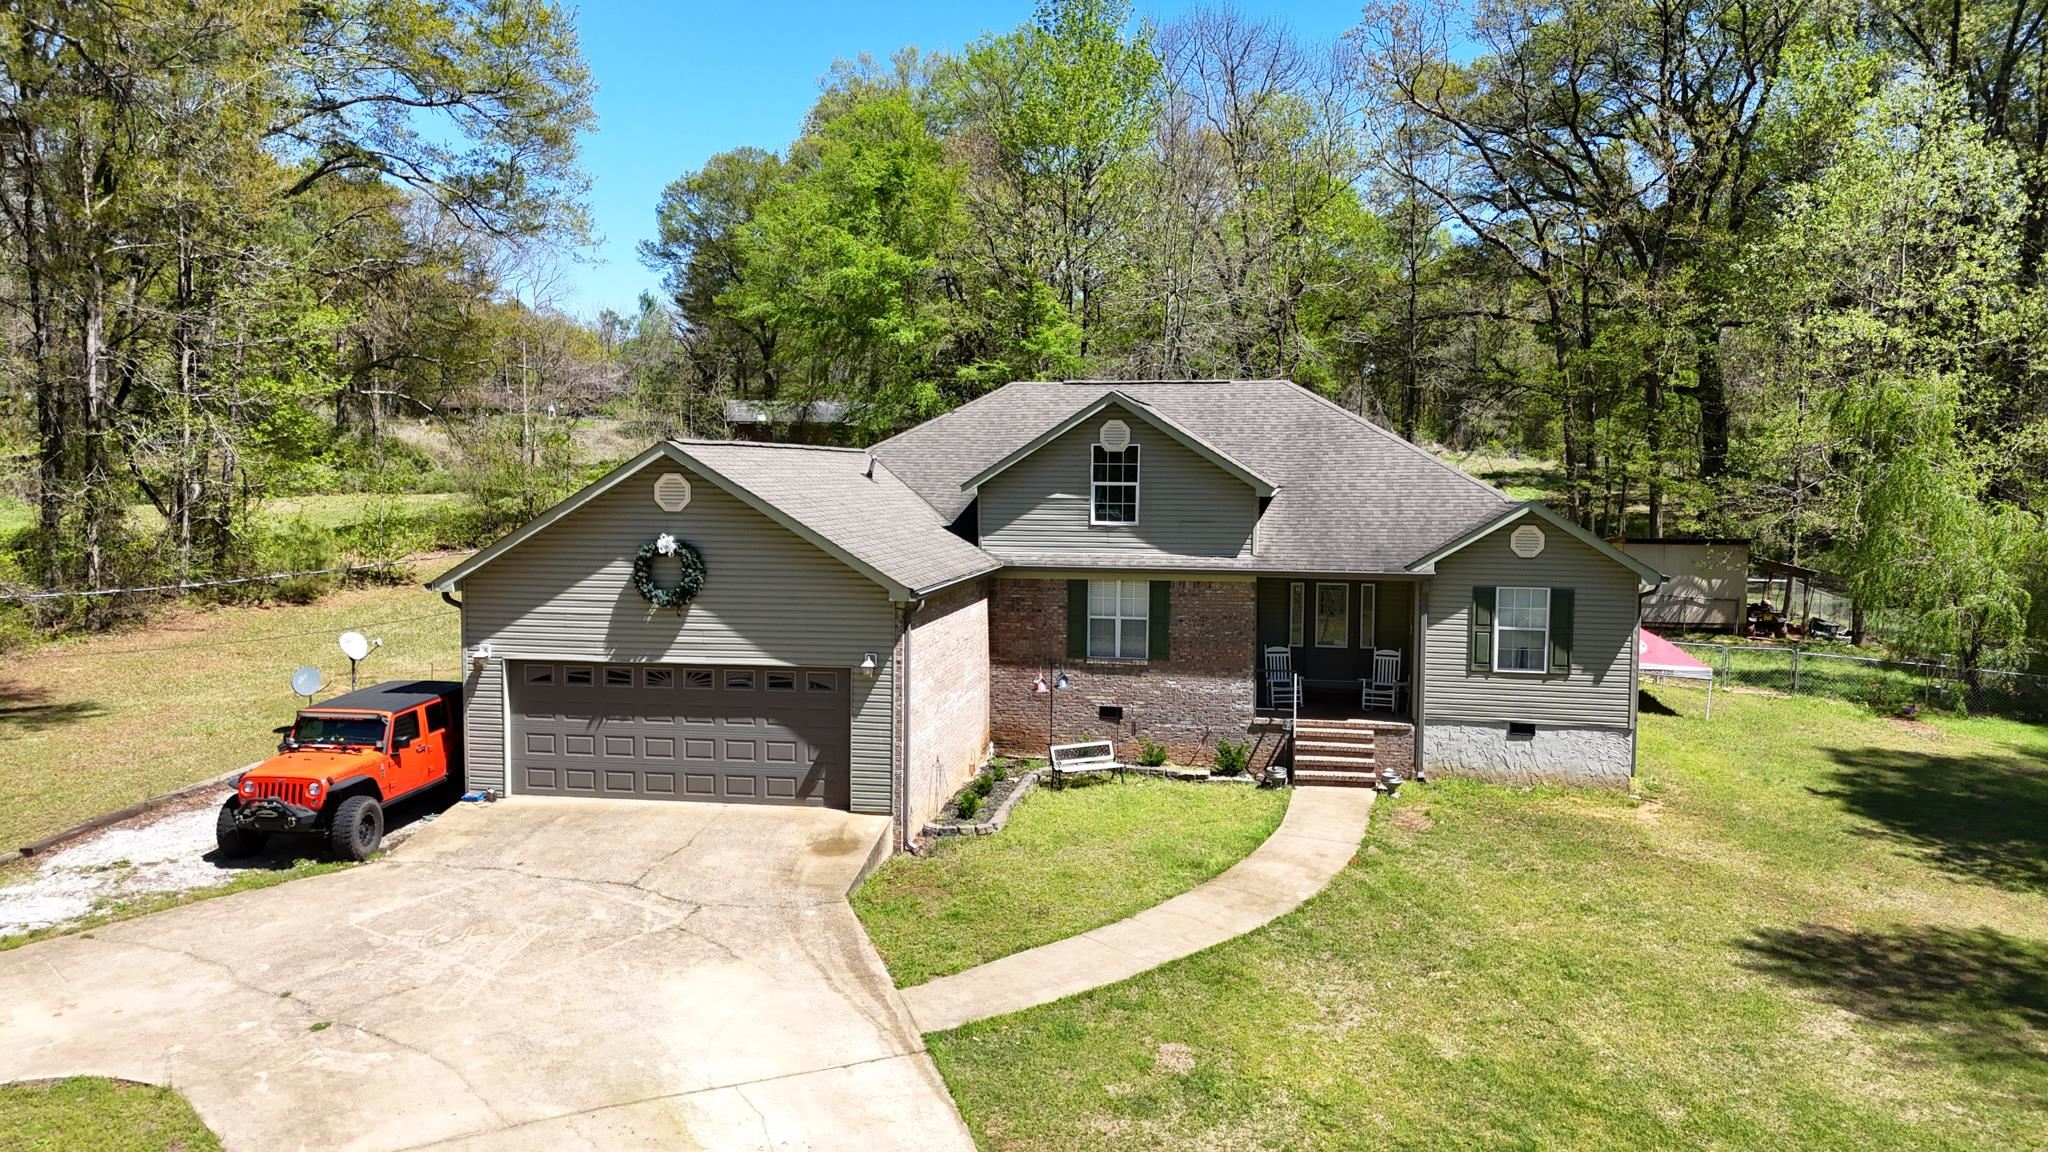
xmin=454 ymin=458 xmax=900 ymax=812
xmin=1423 ymin=524 xmax=1639 ymax=727
xmin=977 ymin=402 xmax=1257 ymax=559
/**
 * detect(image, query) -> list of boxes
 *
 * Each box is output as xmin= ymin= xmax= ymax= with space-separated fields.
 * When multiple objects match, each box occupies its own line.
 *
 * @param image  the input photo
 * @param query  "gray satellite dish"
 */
xmin=291 ymin=665 xmax=324 ymax=701
xmin=338 ymin=630 xmax=371 ymax=661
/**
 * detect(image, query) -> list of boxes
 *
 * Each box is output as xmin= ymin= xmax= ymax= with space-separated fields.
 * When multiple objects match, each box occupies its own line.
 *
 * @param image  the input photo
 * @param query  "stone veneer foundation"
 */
xmin=1422 ymin=721 xmax=1632 ymax=787
xmin=989 ymin=576 xmax=1255 ymax=766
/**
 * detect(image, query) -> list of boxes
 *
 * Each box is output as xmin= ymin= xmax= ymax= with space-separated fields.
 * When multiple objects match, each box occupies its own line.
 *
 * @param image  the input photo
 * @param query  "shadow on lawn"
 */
xmin=0 ymin=680 xmax=106 ymax=732
xmin=1818 ymin=746 xmax=2048 ymax=895
xmin=1741 ymin=924 xmax=2048 ymax=1070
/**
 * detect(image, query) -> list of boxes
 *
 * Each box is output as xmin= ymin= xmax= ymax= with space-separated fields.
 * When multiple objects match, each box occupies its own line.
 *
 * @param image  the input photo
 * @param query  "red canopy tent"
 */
xmin=1639 ymin=628 xmax=1716 ymax=718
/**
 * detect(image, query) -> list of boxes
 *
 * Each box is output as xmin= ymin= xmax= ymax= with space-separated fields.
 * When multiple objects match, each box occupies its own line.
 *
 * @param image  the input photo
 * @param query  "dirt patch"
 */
xmin=1153 ymin=1042 xmax=1196 ymax=1075
xmin=1883 ymin=716 xmax=1944 ymax=739
xmin=1387 ymin=805 xmax=1434 ymax=833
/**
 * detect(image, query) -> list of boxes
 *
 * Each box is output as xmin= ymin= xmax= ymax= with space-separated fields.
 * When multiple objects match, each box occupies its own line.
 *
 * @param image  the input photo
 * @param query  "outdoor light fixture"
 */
xmin=1037 ymin=661 xmax=1070 ymax=749
xmin=859 ymin=652 xmax=879 ymax=677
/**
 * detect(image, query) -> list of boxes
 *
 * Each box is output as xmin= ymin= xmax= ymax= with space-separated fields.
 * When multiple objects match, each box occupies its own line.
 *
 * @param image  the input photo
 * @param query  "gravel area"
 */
xmin=0 ymin=787 xmax=444 ymax=937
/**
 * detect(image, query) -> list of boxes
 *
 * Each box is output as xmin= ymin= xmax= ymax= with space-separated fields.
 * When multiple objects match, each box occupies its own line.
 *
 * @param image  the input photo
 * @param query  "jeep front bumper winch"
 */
xmin=234 ymin=797 xmax=319 ymax=832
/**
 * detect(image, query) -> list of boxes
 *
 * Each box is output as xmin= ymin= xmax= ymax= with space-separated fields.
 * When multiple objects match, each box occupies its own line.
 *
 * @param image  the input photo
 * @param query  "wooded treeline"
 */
xmin=629 ymin=0 xmax=2047 ymax=673
xmin=2 ymin=0 xmax=2044 ymax=673
xmin=0 ymin=0 xmax=605 ymax=626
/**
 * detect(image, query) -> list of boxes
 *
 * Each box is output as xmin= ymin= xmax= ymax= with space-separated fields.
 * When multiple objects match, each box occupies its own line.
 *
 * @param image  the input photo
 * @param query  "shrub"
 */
xmin=970 ymin=772 xmax=996 ymax=799
xmin=954 ymin=790 xmax=983 ymax=820
xmin=1212 ymin=739 xmax=1250 ymax=777
xmin=1139 ymin=738 xmax=1169 ymax=767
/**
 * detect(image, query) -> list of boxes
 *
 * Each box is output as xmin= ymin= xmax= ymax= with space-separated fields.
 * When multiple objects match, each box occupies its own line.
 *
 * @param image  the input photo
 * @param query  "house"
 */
xmin=427 ymin=380 xmax=1664 ymax=843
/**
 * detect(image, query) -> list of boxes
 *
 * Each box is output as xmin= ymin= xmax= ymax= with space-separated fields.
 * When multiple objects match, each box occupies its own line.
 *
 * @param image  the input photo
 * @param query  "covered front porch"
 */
xmin=1251 ymin=576 xmax=1419 ymax=723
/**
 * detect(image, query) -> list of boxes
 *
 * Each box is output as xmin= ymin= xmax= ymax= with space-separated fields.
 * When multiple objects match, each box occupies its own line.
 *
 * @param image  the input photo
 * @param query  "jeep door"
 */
xmin=389 ymin=707 xmax=435 ymax=796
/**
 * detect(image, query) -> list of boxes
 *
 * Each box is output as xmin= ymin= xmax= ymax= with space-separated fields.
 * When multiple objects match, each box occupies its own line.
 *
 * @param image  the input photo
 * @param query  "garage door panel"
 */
xmin=514 ymin=662 xmax=849 ymax=808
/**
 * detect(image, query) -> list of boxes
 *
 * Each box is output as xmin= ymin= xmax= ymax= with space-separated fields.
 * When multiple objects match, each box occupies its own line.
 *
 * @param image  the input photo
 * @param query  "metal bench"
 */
xmin=1048 ymin=740 xmax=1127 ymax=788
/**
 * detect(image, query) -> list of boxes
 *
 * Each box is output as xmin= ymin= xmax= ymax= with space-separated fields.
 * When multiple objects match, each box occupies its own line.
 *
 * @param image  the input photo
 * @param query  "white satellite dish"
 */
xmin=339 ymin=631 xmax=371 ymax=661
xmin=290 ymin=665 xmax=325 ymax=700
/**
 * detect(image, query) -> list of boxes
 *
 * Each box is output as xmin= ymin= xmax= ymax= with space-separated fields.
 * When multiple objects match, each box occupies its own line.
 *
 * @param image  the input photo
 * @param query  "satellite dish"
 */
xmin=339 ymin=631 xmax=370 ymax=661
xmin=290 ymin=666 xmax=325 ymax=699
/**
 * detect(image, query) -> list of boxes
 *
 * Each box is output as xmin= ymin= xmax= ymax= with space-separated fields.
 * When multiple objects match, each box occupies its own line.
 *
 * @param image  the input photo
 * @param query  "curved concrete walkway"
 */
xmin=901 ymin=787 xmax=1373 ymax=1033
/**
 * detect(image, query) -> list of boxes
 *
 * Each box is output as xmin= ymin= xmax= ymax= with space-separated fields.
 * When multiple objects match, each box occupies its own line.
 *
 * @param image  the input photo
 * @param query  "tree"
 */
xmin=1756 ymin=80 xmax=2047 ymax=676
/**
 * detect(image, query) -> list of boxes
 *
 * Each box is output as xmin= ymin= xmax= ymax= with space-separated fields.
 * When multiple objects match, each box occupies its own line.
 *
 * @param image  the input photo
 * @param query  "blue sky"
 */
xmin=552 ymin=1 xmax=1373 ymax=317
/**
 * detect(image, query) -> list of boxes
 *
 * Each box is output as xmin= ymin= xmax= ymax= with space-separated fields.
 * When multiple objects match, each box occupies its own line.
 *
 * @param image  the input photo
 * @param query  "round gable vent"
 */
xmin=1510 ymin=523 xmax=1546 ymax=558
xmin=1099 ymin=419 xmax=1131 ymax=452
xmin=653 ymin=472 xmax=692 ymax=512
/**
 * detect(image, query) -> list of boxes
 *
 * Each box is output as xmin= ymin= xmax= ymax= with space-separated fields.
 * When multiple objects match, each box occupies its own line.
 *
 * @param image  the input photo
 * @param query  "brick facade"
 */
xmin=905 ymin=579 xmax=990 ymax=831
xmin=989 ymin=576 xmax=1256 ymax=766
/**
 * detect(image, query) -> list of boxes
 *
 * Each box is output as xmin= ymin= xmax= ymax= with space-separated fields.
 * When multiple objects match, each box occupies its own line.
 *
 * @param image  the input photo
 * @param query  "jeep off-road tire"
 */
xmin=328 ymin=795 xmax=384 ymax=861
xmin=214 ymin=800 xmax=267 ymax=858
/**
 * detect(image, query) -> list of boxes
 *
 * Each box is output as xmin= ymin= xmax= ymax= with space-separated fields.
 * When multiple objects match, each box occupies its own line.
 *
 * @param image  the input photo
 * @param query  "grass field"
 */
xmin=0 ymin=1077 xmax=221 ymax=1151
xmin=0 ymin=490 xmax=461 ymax=538
xmin=926 ymin=688 xmax=2048 ymax=1151
xmin=0 ymin=576 xmax=461 ymax=853
xmin=854 ymin=778 xmax=1290 ymax=987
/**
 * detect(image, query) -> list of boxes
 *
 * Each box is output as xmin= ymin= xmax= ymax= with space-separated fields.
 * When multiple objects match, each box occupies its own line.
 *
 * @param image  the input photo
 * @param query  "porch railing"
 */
xmin=1287 ymin=672 xmax=1300 ymax=777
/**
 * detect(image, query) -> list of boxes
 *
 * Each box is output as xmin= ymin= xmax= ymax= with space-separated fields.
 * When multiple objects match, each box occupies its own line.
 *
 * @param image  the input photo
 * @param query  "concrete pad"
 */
xmin=902 ymin=788 xmax=1372 ymax=1034
xmin=0 ymin=798 xmax=971 ymax=1152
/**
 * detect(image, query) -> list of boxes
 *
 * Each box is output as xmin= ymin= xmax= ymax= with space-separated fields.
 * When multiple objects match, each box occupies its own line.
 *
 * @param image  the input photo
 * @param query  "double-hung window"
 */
xmin=1091 ymin=445 xmax=1139 ymax=524
xmin=1494 ymin=586 xmax=1550 ymax=673
xmin=1087 ymin=580 xmax=1149 ymax=660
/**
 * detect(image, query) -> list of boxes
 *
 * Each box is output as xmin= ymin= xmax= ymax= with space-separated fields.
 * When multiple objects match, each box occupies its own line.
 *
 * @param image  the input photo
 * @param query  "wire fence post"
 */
xmin=1791 ymin=648 xmax=1801 ymax=695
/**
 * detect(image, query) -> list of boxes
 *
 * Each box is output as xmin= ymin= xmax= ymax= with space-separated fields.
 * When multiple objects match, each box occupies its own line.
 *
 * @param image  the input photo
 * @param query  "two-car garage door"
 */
xmin=512 ymin=662 xmax=851 ymax=807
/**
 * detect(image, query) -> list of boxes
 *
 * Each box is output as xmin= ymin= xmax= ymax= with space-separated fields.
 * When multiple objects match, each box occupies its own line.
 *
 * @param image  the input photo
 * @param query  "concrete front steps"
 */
xmin=1291 ymin=718 xmax=1379 ymax=788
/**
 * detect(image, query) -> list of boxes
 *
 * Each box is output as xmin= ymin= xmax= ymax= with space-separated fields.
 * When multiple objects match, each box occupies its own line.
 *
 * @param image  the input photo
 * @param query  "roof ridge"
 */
xmin=1285 ymin=386 xmax=1513 ymax=504
xmin=668 ymin=437 xmax=869 ymax=455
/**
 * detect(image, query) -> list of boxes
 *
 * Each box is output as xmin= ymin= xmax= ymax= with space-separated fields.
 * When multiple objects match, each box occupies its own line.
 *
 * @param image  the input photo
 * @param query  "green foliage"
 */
xmin=1212 ymin=739 xmax=1250 ymax=776
xmin=1138 ymin=738 xmax=1169 ymax=767
xmin=954 ymin=789 xmax=984 ymax=820
xmin=1757 ymin=80 xmax=2047 ymax=676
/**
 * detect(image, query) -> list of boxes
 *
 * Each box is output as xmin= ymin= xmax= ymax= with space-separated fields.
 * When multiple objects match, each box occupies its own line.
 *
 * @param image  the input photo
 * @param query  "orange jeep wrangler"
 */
xmin=217 ymin=680 xmax=463 ymax=861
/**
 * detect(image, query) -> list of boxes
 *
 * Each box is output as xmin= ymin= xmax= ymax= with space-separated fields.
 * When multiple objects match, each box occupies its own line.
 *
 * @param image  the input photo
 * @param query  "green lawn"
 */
xmin=0 ymin=1077 xmax=221 ymax=1151
xmin=0 ymin=577 xmax=461 ymax=853
xmin=0 ymin=491 xmax=461 ymax=538
xmin=925 ymin=688 xmax=2048 ymax=1151
xmin=854 ymin=778 xmax=1291 ymax=987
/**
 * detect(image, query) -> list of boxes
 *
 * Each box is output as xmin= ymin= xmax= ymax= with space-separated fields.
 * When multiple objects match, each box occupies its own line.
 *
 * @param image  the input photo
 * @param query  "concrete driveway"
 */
xmin=0 ymin=798 xmax=974 ymax=1151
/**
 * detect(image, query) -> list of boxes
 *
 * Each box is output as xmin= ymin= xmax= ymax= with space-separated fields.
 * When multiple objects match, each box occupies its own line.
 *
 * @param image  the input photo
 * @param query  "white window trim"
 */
xmin=1494 ymin=586 xmax=1551 ymax=675
xmin=1358 ymin=584 xmax=1377 ymax=649
xmin=1089 ymin=444 xmax=1140 ymax=526
xmin=1313 ymin=582 xmax=1349 ymax=648
xmin=1288 ymin=582 xmax=1305 ymax=647
xmin=1086 ymin=579 xmax=1149 ymax=661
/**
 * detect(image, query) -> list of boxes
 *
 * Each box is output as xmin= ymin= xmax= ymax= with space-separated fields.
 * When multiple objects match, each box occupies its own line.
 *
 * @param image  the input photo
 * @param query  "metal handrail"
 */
xmin=1288 ymin=672 xmax=1300 ymax=777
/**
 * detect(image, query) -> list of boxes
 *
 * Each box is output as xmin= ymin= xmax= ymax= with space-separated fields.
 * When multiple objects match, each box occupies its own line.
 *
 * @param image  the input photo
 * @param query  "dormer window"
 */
xmin=1091 ymin=444 xmax=1139 ymax=524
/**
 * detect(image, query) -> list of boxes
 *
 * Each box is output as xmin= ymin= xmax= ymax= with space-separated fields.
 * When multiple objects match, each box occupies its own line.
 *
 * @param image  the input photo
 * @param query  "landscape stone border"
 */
xmin=921 ymin=762 xmax=1266 ymax=840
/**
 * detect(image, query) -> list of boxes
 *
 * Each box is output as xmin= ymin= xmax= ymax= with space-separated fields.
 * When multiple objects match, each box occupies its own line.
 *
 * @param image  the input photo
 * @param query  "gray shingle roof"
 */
xmin=871 ymin=380 xmax=1513 ymax=573
xmin=672 ymin=440 xmax=999 ymax=595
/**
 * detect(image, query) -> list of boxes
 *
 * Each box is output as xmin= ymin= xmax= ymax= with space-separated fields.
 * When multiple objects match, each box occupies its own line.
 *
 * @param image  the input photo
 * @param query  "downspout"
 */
xmin=440 ymin=591 xmax=461 ymax=610
xmin=896 ymin=601 xmax=914 ymax=854
xmin=1633 ymin=585 xmax=1654 ymax=781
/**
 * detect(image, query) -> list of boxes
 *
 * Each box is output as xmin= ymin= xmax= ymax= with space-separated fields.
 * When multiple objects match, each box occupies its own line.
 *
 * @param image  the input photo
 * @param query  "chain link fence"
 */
xmin=1674 ymin=643 xmax=2048 ymax=723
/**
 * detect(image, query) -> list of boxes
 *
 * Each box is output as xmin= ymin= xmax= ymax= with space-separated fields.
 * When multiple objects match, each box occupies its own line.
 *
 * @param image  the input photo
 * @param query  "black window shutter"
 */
xmin=1470 ymin=586 xmax=1495 ymax=671
xmin=1549 ymin=587 xmax=1575 ymax=673
xmin=1067 ymin=580 xmax=1089 ymax=659
xmin=1149 ymin=581 xmax=1171 ymax=660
